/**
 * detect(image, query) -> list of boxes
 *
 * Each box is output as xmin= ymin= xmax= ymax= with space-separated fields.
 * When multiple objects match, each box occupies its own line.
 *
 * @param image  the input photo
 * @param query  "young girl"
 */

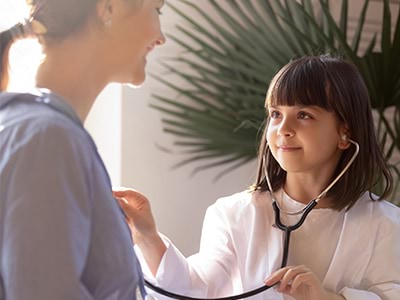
xmin=0 ymin=0 xmax=165 ymax=299
xmin=115 ymin=55 xmax=400 ymax=300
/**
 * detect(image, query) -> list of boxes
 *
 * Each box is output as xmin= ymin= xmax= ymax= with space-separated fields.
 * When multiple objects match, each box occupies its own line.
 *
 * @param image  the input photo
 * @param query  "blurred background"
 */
xmin=1 ymin=0 xmax=398 ymax=256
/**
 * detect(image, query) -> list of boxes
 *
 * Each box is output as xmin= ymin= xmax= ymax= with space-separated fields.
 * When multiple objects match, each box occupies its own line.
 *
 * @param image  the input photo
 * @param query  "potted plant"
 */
xmin=151 ymin=0 xmax=400 ymax=204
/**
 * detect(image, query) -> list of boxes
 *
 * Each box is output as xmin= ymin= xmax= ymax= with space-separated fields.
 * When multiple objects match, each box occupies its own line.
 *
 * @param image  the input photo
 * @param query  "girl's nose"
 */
xmin=277 ymin=118 xmax=295 ymax=137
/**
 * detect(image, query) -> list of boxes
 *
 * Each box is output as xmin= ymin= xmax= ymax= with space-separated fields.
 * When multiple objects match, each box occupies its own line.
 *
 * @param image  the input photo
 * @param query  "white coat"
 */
xmin=138 ymin=190 xmax=400 ymax=300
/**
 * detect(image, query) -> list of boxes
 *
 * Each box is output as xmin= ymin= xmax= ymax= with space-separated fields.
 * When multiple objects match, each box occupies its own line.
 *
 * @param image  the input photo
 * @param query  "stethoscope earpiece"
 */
xmin=264 ymin=138 xmax=359 ymax=214
xmin=145 ymin=138 xmax=360 ymax=300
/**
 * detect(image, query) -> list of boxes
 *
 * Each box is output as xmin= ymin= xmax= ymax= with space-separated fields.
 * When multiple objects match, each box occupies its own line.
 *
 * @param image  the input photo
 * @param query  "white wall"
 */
xmin=119 ymin=2 xmax=258 ymax=256
xmin=3 ymin=0 xmax=396 ymax=256
xmin=0 ymin=0 xmax=256 ymax=256
xmin=83 ymin=0 xmax=258 ymax=256
xmin=86 ymin=0 xmax=399 ymax=255
xmin=85 ymin=84 xmax=123 ymax=186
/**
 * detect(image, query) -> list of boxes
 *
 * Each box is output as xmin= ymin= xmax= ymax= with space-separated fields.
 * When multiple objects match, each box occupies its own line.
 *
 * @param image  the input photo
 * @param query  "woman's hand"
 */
xmin=264 ymin=265 xmax=345 ymax=300
xmin=113 ymin=187 xmax=166 ymax=276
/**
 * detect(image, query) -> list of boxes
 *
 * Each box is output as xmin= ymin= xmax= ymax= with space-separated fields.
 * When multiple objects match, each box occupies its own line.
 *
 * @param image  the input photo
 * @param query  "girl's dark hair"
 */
xmin=253 ymin=55 xmax=392 ymax=211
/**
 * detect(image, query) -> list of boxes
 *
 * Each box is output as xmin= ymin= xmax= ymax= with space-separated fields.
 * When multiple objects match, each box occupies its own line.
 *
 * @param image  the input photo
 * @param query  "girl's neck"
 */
xmin=283 ymin=173 xmax=334 ymax=208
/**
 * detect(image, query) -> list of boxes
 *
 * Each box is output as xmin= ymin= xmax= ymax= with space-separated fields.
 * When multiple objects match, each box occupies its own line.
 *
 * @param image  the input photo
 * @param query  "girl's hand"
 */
xmin=264 ymin=265 xmax=345 ymax=300
xmin=113 ymin=187 xmax=167 ymax=276
xmin=113 ymin=187 xmax=158 ymax=243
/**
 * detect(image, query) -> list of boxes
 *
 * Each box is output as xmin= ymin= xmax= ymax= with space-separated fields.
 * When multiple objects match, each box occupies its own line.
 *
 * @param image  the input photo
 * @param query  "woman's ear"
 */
xmin=97 ymin=0 xmax=114 ymax=27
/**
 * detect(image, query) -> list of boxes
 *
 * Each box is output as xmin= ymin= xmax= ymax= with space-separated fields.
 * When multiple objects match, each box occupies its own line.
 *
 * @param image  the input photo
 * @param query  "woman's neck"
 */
xmin=35 ymin=36 xmax=108 ymax=122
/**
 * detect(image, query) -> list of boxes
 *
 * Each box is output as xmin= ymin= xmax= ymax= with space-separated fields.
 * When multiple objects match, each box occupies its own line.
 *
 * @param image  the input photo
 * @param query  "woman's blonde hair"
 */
xmin=0 ymin=0 xmax=143 ymax=91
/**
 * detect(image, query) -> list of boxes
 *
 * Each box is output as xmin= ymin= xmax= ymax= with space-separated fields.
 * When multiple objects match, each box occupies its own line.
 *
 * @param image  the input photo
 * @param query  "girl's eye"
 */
xmin=298 ymin=111 xmax=312 ymax=120
xmin=156 ymin=8 xmax=163 ymax=15
xmin=269 ymin=110 xmax=281 ymax=119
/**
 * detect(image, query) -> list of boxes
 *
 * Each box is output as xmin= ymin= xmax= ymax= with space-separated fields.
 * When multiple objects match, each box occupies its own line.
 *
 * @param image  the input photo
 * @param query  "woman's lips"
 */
xmin=147 ymin=44 xmax=155 ymax=53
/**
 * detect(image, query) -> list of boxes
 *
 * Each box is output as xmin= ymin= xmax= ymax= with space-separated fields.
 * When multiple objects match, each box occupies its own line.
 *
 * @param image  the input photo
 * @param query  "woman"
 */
xmin=0 ymin=0 xmax=165 ymax=299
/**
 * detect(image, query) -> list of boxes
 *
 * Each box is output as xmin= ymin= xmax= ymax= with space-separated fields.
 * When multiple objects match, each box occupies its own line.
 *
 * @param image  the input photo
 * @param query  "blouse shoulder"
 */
xmin=1 ymin=92 xmax=89 ymax=148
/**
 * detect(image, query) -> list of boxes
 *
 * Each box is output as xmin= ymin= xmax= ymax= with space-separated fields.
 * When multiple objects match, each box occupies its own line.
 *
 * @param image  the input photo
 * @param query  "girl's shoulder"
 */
xmin=207 ymin=189 xmax=271 ymax=223
xmin=353 ymin=192 xmax=400 ymax=225
xmin=212 ymin=189 xmax=269 ymax=209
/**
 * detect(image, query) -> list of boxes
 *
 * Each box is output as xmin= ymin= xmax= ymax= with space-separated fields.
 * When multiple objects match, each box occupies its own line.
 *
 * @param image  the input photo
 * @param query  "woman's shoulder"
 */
xmin=1 ymin=91 xmax=87 ymax=145
xmin=0 ymin=92 xmax=96 ymax=169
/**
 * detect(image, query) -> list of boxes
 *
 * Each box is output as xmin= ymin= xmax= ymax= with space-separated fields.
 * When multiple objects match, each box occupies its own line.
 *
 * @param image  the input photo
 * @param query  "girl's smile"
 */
xmin=266 ymin=105 xmax=346 ymax=192
xmin=277 ymin=145 xmax=302 ymax=151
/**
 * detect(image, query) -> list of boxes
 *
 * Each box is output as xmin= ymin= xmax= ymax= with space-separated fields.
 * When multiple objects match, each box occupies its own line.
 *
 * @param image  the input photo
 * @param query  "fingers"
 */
xmin=264 ymin=268 xmax=285 ymax=287
xmin=113 ymin=187 xmax=139 ymax=199
xmin=279 ymin=265 xmax=311 ymax=292
xmin=112 ymin=187 xmax=158 ymax=237
xmin=113 ymin=187 xmax=149 ymax=205
xmin=265 ymin=265 xmax=321 ymax=295
xmin=116 ymin=197 xmax=128 ymax=205
xmin=116 ymin=197 xmax=129 ymax=211
xmin=112 ymin=187 xmax=148 ymax=218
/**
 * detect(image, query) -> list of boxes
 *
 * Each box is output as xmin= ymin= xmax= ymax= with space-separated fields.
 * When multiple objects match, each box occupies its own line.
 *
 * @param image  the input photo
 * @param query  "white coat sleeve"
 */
xmin=136 ymin=201 xmax=239 ymax=299
xmin=341 ymin=212 xmax=400 ymax=300
xmin=1 ymin=123 xmax=95 ymax=299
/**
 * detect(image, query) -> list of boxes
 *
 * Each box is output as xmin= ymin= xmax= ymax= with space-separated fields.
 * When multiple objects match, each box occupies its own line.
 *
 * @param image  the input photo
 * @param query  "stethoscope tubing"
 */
xmin=144 ymin=280 xmax=275 ymax=300
xmin=2 ymin=95 xmax=358 ymax=300
xmin=144 ymin=199 xmax=317 ymax=300
xmin=144 ymin=198 xmax=319 ymax=300
xmin=144 ymin=140 xmax=359 ymax=300
xmin=273 ymin=200 xmax=318 ymax=268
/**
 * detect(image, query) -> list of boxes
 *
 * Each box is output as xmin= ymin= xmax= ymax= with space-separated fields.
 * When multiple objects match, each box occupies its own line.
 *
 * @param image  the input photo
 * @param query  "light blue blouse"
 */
xmin=0 ymin=90 xmax=144 ymax=300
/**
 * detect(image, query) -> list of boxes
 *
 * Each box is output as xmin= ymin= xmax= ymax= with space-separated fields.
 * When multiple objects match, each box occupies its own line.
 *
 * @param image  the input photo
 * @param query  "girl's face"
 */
xmin=103 ymin=0 xmax=166 ymax=85
xmin=266 ymin=105 xmax=347 ymax=178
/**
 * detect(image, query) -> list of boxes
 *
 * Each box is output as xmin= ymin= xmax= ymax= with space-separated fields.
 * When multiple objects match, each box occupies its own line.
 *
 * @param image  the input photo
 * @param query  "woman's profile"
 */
xmin=0 ymin=0 xmax=165 ymax=299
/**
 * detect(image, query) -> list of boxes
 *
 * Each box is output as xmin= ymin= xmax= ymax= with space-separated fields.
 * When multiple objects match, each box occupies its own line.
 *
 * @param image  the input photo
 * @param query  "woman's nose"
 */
xmin=156 ymin=31 xmax=166 ymax=46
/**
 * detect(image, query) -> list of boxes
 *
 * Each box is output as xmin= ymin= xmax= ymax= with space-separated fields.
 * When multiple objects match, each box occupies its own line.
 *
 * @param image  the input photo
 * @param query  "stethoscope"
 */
xmin=144 ymin=138 xmax=360 ymax=300
xmin=0 ymin=92 xmax=360 ymax=300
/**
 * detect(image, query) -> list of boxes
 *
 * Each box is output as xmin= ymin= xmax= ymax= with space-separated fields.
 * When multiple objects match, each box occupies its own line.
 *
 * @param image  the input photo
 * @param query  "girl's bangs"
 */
xmin=267 ymin=59 xmax=332 ymax=111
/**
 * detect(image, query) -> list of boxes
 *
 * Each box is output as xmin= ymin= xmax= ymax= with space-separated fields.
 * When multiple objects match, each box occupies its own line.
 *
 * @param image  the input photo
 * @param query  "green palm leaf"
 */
xmin=151 ymin=0 xmax=400 ymax=203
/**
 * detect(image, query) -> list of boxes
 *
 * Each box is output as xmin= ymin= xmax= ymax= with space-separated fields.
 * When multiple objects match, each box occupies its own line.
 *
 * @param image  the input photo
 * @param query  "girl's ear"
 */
xmin=338 ymin=127 xmax=351 ymax=150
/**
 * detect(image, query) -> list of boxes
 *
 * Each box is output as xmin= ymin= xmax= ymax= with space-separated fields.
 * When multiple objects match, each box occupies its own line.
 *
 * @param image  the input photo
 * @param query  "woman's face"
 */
xmin=104 ymin=0 xmax=166 ymax=85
